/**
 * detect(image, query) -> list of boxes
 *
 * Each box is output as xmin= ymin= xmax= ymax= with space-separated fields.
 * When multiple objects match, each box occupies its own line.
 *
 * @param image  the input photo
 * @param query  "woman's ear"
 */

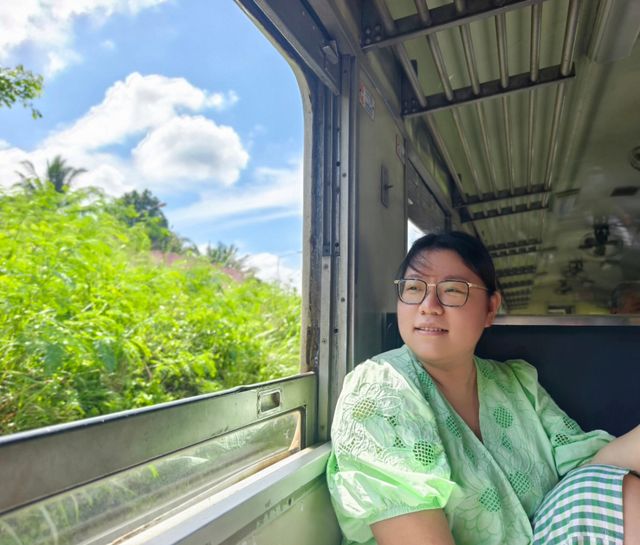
xmin=485 ymin=291 xmax=502 ymax=328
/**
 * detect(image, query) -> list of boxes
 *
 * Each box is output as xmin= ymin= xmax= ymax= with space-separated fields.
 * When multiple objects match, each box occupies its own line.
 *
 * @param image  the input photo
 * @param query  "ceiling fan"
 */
xmin=579 ymin=223 xmax=623 ymax=257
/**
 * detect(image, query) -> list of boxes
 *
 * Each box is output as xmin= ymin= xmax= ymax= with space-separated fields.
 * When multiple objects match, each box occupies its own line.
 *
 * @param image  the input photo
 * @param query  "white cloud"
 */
xmin=47 ymin=73 xmax=237 ymax=151
xmin=101 ymin=39 xmax=116 ymax=51
xmin=246 ymin=252 xmax=301 ymax=291
xmin=133 ymin=115 xmax=248 ymax=187
xmin=0 ymin=73 xmax=247 ymax=195
xmin=170 ymin=159 xmax=303 ymax=226
xmin=77 ymin=162 xmax=132 ymax=195
xmin=0 ymin=0 xmax=169 ymax=76
xmin=45 ymin=49 xmax=83 ymax=77
xmin=205 ymin=91 xmax=239 ymax=111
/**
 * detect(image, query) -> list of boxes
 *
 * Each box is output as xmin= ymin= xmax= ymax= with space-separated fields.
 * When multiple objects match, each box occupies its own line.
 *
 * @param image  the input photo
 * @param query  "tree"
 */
xmin=118 ymin=189 xmax=169 ymax=228
xmin=205 ymin=242 xmax=255 ymax=275
xmin=16 ymin=155 xmax=86 ymax=193
xmin=0 ymin=65 xmax=44 ymax=119
xmin=46 ymin=156 xmax=87 ymax=193
xmin=115 ymin=189 xmax=189 ymax=252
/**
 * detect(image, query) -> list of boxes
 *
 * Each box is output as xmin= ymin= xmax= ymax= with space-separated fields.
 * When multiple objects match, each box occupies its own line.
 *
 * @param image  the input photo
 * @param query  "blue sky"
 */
xmin=0 ymin=0 xmax=303 ymax=287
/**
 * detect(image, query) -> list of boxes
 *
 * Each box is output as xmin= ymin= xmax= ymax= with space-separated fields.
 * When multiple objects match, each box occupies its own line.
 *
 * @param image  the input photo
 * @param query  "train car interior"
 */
xmin=1 ymin=1 xmax=639 ymax=544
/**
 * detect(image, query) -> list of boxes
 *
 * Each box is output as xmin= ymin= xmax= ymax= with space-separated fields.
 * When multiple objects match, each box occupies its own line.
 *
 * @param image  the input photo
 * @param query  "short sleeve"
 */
xmin=509 ymin=359 xmax=613 ymax=476
xmin=326 ymin=359 xmax=455 ymax=544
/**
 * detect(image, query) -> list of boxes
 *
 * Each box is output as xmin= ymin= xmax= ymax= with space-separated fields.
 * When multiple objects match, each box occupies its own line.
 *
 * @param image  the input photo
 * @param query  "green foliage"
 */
xmin=16 ymin=155 xmax=86 ymax=194
xmin=0 ymin=65 xmax=44 ymax=119
xmin=205 ymin=242 xmax=255 ymax=274
xmin=114 ymin=189 xmax=185 ymax=252
xmin=0 ymin=185 xmax=301 ymax=435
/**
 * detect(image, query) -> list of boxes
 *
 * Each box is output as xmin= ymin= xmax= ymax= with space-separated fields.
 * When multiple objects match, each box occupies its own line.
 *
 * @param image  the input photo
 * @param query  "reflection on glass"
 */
xmin=610 ymin=282 xmax=640 ymax=314
xmin=0 ymin=411 xmax=300 ymax=545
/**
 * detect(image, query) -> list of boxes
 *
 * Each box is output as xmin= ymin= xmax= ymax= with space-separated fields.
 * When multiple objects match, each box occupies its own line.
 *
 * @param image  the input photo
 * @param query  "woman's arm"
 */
xmin=371 ymin=509 xmax=456 ymax=545
xmin=587 ymin=424 xmax=640 ymax=473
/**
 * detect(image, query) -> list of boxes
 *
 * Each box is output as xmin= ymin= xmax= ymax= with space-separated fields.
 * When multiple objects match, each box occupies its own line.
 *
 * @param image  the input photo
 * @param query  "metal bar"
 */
xmin=414 ymin=0 xmax=432 ymax=25
xmin=543 ymin=0 xmax=580 ymax=190
xmin=455 ymin=185 xmax=547 ymax=207
xmin=450 ymin=110 xmax=483 ymax=195
xmin=0 ymin=373 xmax=317 ymax=515
xmin=425 ymin=116 xmax=467 ymax=197
xmin=530 ymin=2 xmax=542 ymax=82
xmin=476 ymin=101 xmax=498 ymax=195
xmin=371 ymin=0 xmax=466 ymax=196
xmin=125 ymin=443 xmax=334 ymax=545
xmin=252 ymin=0 xmax=340 ymax=95
xmin=459 ymin=25 xmax=481 ymax=95
xmin=499 ymin=90 xmax=514 ymax=192
xmin=397 ymin=46 xmax=428 ymax=108
xmin=430 ymin=41 xmax=454 ymax=101
xmin=496 ymin=265 xmax=537 ymax=277
xmin=505 ymin=298 xmax=531 ymax=305
xmin=526 ymin=91 xmax=537 ymax=190
xmin=503 ymin=289 xmax=533 ymax=296
xmin=372 ymin=0 xmax=426 ymax=109
xmin=560 ymin=0 xmax=580 ymax=77
xmin=317 ymin=83 xmax=332 ymax=441
xmin=496 ymin=13 xmax=509 ymax=89
xmin=543 ymin=86 xmax=568 ymax=189
xmin=500 ymin=279 xmax=534 ymax=289
xmin=493 ymin=315 xmax=640 ymax=326
xmin=487 ymin=238 xmax=542 ymax=251
xmin=331 ymin=55 xmax=356 ymax=434
xmin=501 ymin=289 xmax=533 ymax=297
xmin=415 ymin=2 xmax=482 ymax=196
xmin=457 ymin=18 xmax=498 ymax=195
xmin=362 ymin=0 xmax=547 ymax=51
xmin=414 ymin=2 xmax=449 ymax=99
xmin=403 ymin=64 xmax=574 ymax=116
xmin=491 ymin=246 xmax=540 ymax=258
xmin=527 ymin=2 xmax=542 ymax=190
xmin=460 ymin=200 xmax=548 ymax=223
xmin=496 ymin=13 xmax=514 ymax=193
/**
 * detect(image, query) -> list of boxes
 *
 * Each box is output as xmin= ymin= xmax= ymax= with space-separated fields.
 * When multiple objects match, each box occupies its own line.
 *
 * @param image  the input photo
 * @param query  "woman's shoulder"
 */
xmin=475 ymin=356 xmax=541 ymax=406
xmin=475 ymin=355 xmax=538 ymax=380
xmin=336 ymin=346 xmax=434 ymax=426
xmin=346 ymin=345 xmax=423 ymax=392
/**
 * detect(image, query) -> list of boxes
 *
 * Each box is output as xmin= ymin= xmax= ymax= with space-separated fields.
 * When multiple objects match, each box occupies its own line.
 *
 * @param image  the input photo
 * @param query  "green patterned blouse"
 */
xmin=326 ymin=346 xmax=613 ymax=545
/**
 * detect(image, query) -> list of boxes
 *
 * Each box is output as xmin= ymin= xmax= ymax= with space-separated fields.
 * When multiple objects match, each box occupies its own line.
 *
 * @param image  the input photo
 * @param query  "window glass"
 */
xmin=407 ymin=220 xmax=423 ymax=249
xmin=0 ymin=1 xmax=303 ymax=434
xmin=0 ymin=411 xmax=301 ymax=545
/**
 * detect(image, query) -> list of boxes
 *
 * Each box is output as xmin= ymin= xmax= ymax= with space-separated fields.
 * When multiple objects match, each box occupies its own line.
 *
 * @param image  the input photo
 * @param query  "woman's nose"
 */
xmin=419 ymin=286 xmax=443 ymax=314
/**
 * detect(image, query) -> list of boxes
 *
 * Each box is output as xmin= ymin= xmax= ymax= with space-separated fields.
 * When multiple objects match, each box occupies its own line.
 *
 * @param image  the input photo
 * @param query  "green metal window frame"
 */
xmin=0 ymin=373 xmax=317 ymax=517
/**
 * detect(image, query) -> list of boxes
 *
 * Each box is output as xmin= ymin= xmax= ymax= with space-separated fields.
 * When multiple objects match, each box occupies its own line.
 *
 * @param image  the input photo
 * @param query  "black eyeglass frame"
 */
xmin=393 ymin=278 xmax=489 ymax=307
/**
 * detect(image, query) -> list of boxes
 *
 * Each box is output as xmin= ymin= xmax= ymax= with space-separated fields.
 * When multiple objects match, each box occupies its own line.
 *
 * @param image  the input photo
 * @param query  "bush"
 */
xmin=0 ymin=185 xmax=300 ymax=434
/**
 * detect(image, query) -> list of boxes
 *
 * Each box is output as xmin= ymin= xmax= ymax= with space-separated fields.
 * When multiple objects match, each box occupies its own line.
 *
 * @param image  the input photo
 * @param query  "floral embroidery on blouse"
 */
xmin=326 ymin=345 xmax=613 ymax=545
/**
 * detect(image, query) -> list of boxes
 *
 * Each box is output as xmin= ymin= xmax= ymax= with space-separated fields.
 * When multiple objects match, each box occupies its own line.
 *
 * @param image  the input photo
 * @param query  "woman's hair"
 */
xmin=397 ymin=231 xmax=498 ymax=294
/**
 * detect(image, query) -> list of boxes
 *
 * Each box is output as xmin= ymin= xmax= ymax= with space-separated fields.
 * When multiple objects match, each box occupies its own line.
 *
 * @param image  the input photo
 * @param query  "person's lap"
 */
xmin=532 ymin=464 xmax=640 ymax=545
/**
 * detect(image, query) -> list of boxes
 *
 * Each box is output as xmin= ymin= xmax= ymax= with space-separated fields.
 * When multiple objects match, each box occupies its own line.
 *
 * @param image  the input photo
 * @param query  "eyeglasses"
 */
xmin=394 ymin=278 xmax=488 ymax=307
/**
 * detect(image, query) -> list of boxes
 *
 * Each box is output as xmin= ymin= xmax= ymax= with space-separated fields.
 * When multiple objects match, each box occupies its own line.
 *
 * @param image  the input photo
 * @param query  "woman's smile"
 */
xmin=413 ymin=323 xmax=449 ymax=335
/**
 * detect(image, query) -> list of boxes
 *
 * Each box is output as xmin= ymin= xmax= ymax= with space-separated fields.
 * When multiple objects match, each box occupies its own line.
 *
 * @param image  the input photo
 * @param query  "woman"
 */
xmin=326 ymin=231 xmax=640 ymax=545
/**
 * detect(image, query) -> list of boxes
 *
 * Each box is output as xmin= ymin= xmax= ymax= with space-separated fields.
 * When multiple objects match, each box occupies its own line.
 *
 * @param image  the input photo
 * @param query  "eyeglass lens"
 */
xmin=397 ymin=279 xmax=469 ymax=306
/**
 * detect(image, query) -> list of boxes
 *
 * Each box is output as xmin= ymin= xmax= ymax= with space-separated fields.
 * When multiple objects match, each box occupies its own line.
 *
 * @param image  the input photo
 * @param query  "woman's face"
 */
xmin=396 ymin=249 xmax=501 ymax=369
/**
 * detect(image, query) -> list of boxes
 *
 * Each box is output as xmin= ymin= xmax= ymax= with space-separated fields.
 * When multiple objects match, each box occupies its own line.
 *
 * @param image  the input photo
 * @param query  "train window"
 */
xmin=2 ymin=0 xmax=639 ymax=544
xmin=0 ymin=411 xmax=300 ymax=545
xmin=0 ymin=1 xmax=304 ymax=436
xmin=0 ymin=2 xmax=316 ymax=541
